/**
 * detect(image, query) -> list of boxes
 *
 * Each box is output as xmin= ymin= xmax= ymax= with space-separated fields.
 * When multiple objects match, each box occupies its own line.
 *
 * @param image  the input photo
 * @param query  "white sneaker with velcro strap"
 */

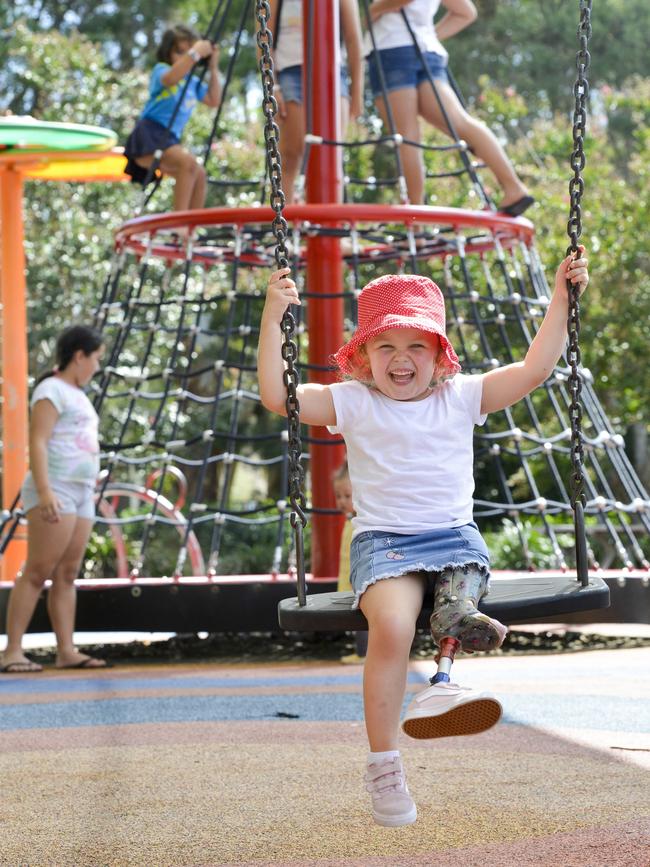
xmin=364 ymin=756 xmax=417 ymax=827
xmin=401 ymin=681 xmax=502 ymax=739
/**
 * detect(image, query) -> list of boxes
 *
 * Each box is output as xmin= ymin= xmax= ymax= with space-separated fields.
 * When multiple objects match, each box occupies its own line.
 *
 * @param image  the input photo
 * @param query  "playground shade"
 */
xmin=0 ymin=117 xmax=117 ymax=153
xmin=23 ymin=151 xmax=128 ymax=182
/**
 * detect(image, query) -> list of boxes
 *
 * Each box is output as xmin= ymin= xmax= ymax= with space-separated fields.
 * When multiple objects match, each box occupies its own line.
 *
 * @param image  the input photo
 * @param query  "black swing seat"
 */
xmin=277 ymin=572 xmax=610 ymax=632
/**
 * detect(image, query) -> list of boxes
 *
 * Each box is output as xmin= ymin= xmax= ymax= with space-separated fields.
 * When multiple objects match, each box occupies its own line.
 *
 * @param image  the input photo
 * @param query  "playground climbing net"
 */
xmin=84 ymin=205 xmax=650 ymax=580
xmin=1 ymin=0 xmax=648 ymax=583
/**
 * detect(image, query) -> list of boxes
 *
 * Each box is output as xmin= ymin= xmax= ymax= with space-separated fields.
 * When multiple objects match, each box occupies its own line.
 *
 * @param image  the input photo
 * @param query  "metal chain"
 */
xmin=566 ymin=0 xmax=592 ymax=585
xmin=256 ymin=0 xmax=307 ymax=596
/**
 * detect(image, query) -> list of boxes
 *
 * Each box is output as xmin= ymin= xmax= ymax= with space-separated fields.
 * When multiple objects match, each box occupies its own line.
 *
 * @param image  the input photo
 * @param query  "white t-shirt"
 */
xmin=327 ymin=375 xmax=486 ymax=536
xmin=275 ymin=0 xmax=304 ymax=70
xmin=275 ymin=0 xmax=348 ymax=71
xmin=30 ymin=376 xmax=100 ymax=486
xmin=364 ymin=0 xmax=448 ymax=59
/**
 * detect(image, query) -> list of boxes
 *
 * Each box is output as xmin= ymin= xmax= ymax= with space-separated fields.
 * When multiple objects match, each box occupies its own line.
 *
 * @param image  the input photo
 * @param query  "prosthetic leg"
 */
xmin=429 ymin=566 xmax=508 ymax=653
xmin=401 ymin=568 xmax=505 ymax=739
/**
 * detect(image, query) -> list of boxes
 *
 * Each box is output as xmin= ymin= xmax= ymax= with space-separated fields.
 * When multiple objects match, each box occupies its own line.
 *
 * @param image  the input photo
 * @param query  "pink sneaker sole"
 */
xmin=373 ymin=804 xmax=418 ymax=827
xmin=402 ymin=696 xmax=502 ymax=739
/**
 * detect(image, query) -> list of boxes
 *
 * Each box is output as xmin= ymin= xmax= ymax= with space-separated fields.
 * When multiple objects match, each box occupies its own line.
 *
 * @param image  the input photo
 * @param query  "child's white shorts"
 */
xmin=22 ymin=474 xmax=96 ymax=520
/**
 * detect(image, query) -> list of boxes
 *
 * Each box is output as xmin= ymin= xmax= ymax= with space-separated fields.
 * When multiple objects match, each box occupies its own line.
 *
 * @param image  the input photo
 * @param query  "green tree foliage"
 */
xmin=505 ymin=87 xmax=650 ymax=427
xmin=449 ymin=0 xmax=650 ymax=115
xmin=1 ymin=1 xmax=181 ymax=71
xmin=2 ymin=22 xmax=147 ymax=370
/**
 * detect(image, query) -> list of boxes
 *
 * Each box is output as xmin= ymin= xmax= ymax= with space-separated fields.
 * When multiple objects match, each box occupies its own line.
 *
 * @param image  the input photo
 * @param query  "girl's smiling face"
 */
xmin=364 ymin=328 xmax=440 ymax=401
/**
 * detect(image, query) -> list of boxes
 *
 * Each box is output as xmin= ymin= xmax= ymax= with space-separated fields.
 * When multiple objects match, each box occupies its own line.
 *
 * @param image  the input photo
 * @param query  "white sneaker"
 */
xmin=365 ymin=756 xmax=417 ymax=827
xmin=401 ymin=682 xmax=502 ymax=739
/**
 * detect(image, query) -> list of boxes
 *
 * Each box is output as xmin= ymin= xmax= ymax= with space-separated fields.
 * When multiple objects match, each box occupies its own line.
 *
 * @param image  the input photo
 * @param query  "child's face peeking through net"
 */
xmin=333 ymin=475 xmax=354 ymax=518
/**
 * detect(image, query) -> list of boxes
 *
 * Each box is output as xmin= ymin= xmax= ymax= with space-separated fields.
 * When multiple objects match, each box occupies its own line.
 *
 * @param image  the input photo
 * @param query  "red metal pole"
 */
xmin=303 ymin=0 xmax=345 ymax=578
xmin=0 ymin=167 xmax=29 ymax=580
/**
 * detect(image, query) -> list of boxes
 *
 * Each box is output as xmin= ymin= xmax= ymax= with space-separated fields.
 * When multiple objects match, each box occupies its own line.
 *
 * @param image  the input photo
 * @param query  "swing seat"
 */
xmin=277 ymin=572 xmax=610 ymax=631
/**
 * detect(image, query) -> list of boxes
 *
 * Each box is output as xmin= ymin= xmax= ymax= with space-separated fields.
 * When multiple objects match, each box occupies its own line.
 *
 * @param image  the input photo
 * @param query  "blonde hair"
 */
xmin=332 ymin=460 xmax=350 ymax=483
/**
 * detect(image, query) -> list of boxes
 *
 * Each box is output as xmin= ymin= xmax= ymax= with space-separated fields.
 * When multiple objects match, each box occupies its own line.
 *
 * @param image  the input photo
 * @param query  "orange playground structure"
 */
xmin=0 ymin=116 xmax=127 ymax=580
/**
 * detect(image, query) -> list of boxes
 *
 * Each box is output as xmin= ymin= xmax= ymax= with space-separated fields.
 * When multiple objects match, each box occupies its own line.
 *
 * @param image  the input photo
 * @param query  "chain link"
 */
xmin=256 ymin=2 xmax=308 ymax=587
xmin=566 ymin=0 xmax=592 ymax=583
xmin=566 ymin=0 xmax=591 ymax=510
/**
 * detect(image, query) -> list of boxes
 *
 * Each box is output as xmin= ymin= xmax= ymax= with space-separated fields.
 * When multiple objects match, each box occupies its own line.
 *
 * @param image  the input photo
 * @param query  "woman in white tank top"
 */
xmin=367 ymin=0 xmax=533 ymax=215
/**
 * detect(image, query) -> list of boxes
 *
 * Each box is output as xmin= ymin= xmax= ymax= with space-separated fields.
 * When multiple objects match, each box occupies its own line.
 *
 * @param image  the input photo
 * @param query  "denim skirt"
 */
xmin=349 ymin=522 xmax=490 ymax=608
xmin=278 ymin=63 xmax=351 ymax=105
xmin=368 ymin=46 xmax=449 ymax=98
xmin=123 ymin=118 xmax=180 ymax=183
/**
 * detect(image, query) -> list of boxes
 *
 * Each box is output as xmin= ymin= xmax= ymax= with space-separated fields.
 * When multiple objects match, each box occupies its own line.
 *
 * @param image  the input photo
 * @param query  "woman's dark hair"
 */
xmin=157 ymin=25 xmax=200 ymax=64
xmin=37 ymin=325 xmax=104 ymax=384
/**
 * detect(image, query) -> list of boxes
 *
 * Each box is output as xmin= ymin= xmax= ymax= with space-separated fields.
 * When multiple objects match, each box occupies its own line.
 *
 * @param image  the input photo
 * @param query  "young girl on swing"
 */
xmin=257 ymin=248 xmax=589 ymax=826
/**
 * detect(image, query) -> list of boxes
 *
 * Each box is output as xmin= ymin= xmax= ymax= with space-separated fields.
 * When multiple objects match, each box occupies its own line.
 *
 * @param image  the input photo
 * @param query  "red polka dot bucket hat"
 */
xmin=333 ymin=274 xmax=461 ymax=379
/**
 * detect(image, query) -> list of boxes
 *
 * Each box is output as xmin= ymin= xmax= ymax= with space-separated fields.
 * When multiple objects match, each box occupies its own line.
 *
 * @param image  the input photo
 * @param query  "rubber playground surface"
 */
xmin=1 ymin=643 xmax=649 ymax=867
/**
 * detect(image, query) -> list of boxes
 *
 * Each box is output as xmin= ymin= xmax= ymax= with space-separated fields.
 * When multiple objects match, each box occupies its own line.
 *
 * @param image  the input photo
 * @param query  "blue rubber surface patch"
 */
xmin=2 ymin=692 xmax=649 ymax=732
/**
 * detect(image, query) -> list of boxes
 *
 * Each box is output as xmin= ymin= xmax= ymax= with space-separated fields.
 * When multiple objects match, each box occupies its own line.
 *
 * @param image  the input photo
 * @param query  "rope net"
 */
xmin=84 ymin=205 xmax=649 ymax=580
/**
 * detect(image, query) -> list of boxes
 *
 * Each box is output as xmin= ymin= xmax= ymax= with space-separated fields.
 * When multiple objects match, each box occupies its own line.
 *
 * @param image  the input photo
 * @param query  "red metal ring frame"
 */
xmin=115 ymin=204 xmax=535 ymax=265
xmin=145 ymin=465 xmax=188 ymax=511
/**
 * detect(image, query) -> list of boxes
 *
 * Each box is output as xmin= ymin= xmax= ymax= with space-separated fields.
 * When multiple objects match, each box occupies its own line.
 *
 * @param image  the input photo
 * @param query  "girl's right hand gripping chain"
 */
xmin=259 ymin=268 xmax=304 ymax=416
xmin=265 ymin=268 xmax=301 ymax=323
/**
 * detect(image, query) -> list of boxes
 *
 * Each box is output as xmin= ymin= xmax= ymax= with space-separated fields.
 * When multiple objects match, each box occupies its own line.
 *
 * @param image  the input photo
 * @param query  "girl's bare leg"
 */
xmin=1 ymin=510 xmax=77 ymax=670
xmin=188 ymin=163 xmax=207 ymax=210
xmin=417 ymin=79 xmax=529 ymax=207
xmin=48 ymin=517 xmax=96 ymax=667
xmin=375 ymin=89 xmax=423 ymax=204
xmin=277 ymin=100 xmax=305 ymax=205
xmin=360 ymin=573 xmax=427 ymax=751
xmin=340 ymin=95 xmax=351 ymax=134
xmin=136 ymin=145 xmax=200 ymax=212
xmin=277 ymin=91 xmax=351 ymax=207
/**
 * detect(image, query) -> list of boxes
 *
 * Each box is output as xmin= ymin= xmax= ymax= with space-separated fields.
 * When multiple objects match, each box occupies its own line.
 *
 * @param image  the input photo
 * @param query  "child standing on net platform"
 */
xmin=257 ymin=249 xmax=588 ymax=827
xmin=267 ymin=0 xmax=364 ymax=204
xmin=124 ymin=24 xmax=222 ymax=211
xmin=366 ymin=0 xmax=533 ymax=215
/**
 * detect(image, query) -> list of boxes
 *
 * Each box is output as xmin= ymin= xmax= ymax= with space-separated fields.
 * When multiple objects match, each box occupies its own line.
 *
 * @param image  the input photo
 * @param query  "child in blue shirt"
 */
xmin=124 ymin=24 xmax=222 ymax=210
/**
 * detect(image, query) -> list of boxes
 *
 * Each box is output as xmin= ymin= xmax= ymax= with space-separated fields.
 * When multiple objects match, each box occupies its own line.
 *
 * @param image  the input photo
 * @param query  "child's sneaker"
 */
xmin=401 ymin=682 xmax=502 ymax=739
xmin=364 ymin=756 xmax=417 ymax=827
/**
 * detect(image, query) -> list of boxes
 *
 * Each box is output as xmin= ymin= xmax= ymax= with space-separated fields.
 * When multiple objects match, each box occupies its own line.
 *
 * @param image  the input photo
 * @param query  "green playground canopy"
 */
xmin=0 ymin=116 xmax=117 ymax=153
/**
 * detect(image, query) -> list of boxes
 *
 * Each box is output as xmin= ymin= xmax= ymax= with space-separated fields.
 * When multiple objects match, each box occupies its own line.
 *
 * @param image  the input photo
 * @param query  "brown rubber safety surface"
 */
xmin=1 ymin=646 xmax=650 ymax=866
xmin=402 ymin=697 xmax=503 ymax=739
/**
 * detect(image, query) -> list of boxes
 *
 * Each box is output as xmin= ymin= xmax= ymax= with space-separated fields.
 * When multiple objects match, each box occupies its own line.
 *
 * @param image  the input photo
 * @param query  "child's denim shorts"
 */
xmin=368 ymin=45 xmax=449 ymax=97
xmin=21 ymin=474 xmax=96 ymax=520
xmin=277 ymin=63 xmax=351 ymax=105
xmin=349 ymin=522 xmax=490 ymax=608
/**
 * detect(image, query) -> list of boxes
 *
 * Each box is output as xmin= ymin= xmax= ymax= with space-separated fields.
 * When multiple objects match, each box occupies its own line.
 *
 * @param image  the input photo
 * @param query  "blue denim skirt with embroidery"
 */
xmin=348 ymin=522 xmax=490 ymax=608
